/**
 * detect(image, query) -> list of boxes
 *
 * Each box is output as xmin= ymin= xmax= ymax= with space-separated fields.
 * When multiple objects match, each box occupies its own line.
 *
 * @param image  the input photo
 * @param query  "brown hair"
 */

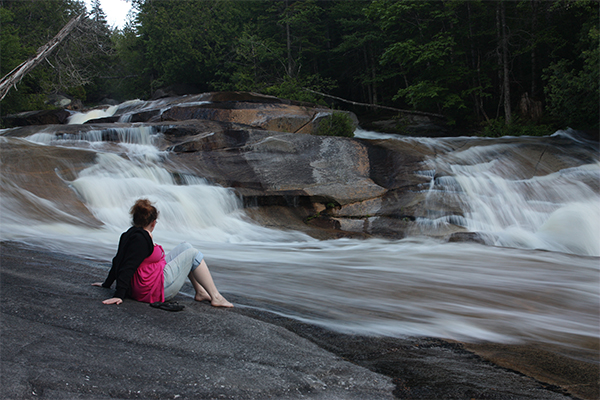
xmin=130 ymin=199 xmax=158 ymax=228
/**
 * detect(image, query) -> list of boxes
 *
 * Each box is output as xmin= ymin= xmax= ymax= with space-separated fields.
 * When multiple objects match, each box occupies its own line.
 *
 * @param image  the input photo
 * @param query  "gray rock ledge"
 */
xmin=1 ymin=241 xmax=591 ymax=400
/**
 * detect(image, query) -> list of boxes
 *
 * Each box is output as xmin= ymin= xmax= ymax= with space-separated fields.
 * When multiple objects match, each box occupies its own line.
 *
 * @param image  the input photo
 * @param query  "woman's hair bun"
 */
xmin=130 ymin=198 xmax=159 ymax=228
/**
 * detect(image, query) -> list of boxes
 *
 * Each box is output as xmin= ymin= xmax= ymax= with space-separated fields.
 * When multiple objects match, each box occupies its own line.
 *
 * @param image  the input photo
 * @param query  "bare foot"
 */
xmin=210 ymin=295 xmax=233 ymax=308
xmin=194 ymin=293 xmax=212 ymax=302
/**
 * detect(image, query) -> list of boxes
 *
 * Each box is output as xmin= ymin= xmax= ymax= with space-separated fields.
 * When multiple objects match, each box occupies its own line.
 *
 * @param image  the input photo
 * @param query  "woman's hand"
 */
xmin=102 ymin=297 xmax=123 ymax=305
xmin=92 ymin=283 xmax=121 ymax=304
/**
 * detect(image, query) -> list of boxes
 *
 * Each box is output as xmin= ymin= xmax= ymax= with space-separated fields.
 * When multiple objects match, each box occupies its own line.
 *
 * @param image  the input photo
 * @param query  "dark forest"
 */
xmin=1 ymin=0 xmax=598 ymax=134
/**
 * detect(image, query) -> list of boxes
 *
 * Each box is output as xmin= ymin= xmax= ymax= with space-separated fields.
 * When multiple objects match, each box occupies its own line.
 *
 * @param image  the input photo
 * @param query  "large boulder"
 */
xmin=165 ymin=124 xmax=387 ymax=205
xmin=161 ymin=101 xmax=353 ymax=135
xmin=79 ymin=92 xmax=357 ymax=134
xmin=1 ymin=109 xmax=72 ymax=127
xmin=46 ymin=93 xmax=83 ymax=110
xmin=158 ymin=120 xmax=433 ymax=239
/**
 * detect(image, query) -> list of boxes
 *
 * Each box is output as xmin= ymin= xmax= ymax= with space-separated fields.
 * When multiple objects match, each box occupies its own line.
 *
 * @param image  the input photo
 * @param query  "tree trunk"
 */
xmin=495 ymin=4 xmax=503 ymax=119
xmin=363 ymin=46 xmax=373 ymax=104
xmin=500 ymin=1 xmax=512 ymax=124
xmin=369 ymin=42 xmax=378 ymax=105
xmin=467 ymin=2 xmax=489 ymax=122
xmin=0 ymin=14 xmax=84 ymax=102
xmin=530 ymin=0 xmax=538 ymax=97
xmin=285 ymin=0 xmax=294 ymax=78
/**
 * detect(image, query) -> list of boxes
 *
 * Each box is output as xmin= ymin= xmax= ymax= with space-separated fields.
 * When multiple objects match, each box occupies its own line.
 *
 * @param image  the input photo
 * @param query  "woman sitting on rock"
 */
xmin=93 ymin=198 xmax=233 ymax=308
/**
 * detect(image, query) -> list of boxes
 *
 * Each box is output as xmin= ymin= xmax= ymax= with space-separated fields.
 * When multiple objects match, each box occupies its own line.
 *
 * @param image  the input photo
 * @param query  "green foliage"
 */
xmin=1 ymin=0 xmax=597 ymax=135
xmin=316 ymin=112 xmax=355 ymax=138
xmin=0 ymin=8 xmax=24 ymax=71
xmin=262 ymin=75 xmax=333 ymax=105
xmin=133 ymin=0 xmax=244 ymax=95
xmin=1 ymin=1 xmax=78 ymax=115
xmin=367 ymin=0 xmax=478 ymax=121
xmin=543 ymin=23 xmax=599 ymax=130
xmin=66 ymin=86 xmax=87 ymax=101
xmin=481 ymin=118 xmax=553 ymax=138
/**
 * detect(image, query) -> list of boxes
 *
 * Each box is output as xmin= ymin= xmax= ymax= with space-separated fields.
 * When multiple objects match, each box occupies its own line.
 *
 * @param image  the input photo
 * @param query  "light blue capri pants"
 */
xmin=163 ymin=242 xmax=204 ymax=301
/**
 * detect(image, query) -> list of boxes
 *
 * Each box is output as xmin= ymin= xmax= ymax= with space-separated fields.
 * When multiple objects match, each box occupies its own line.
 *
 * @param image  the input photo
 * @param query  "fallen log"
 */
xmin=303 ymin=88 xmax=446 ymax=119
xmin=0 ymin=13 xmax=85 ymax=101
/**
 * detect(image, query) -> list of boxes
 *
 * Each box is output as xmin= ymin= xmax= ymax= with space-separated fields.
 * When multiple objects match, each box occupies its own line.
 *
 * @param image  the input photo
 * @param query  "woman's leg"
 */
xmin=163 ymin=246 xmax=199 ymax=301
xmin=188 ymin=271 xmax=211 ymax=302
xmin=163 ymin=243 xmax=232 ymax=307
xmin=164 ymin=242 xmax=193 ymax=264
xmin=190 ymin=260 xmax=233 ymax=308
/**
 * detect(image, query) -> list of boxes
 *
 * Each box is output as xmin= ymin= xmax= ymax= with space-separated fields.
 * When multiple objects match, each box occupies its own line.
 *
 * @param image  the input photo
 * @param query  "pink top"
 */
xmin=130 ymin=244 xmax=166 ymax=303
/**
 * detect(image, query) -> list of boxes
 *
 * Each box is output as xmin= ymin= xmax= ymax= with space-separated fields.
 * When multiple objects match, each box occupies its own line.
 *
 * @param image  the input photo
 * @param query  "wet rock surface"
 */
xmin=2 ymin=92 xmax=598 ymax=242
xmin=1 ymin=242 xmax=394 ymax=400
xmin=0 ymin=138 xmax=100 ymax=227
xmin=2 ymin=108 xmax=72 ymax=126
xmin=1 ymin=241 xmax=595 ymax=400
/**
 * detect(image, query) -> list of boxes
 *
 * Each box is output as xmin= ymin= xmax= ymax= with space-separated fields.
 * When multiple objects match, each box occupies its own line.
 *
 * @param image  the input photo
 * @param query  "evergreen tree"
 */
xmin=544 ymin=7 xmax=599 ymax=130
xmin=2 ymin=0 xmax=597 ymax=132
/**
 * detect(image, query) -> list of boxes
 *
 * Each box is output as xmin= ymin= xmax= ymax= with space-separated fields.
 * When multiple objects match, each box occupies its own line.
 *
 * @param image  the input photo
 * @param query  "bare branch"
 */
xmin=0 ymin=14 xmax=85 ymax=101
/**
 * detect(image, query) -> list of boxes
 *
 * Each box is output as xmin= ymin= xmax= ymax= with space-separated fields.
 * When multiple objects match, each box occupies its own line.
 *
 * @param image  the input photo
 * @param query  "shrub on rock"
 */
xmin=316 ymin=112 xmax=355 ymax=138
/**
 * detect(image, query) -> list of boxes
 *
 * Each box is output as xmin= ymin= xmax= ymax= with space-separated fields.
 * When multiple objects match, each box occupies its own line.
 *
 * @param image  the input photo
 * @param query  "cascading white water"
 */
xmin=10 ymin=124 xmax=309 ymax=257
xmin=70 ymin=151 xmax=306 ymax=246
xmin=456 ymin=163 xmax=599 ymax=254
xmin=68 ymin=105 xmax=119 ymax=124
xmin=28 ymin=126 xmax=158 ymax=146
xmin=66 ymin=96 xmax=212 ymax=124
xmin=355 ymin=128 xmax=600 ymax=257
xmin=443 ymin=150 xmax=599 ymax=255
xmin=1 ymin=121 xmax=598 ymax=358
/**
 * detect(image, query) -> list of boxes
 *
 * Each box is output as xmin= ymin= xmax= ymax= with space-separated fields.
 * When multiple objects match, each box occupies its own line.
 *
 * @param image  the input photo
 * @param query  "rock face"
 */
xmin=159 ymin=123 xmax=394 ymax=238
xmin=0 ymin=138 xmax=100 ymax=227
xmin=158 ymin=121 xmax=433 ymax=239
xmin=0 ymin=91 xmax=457 ymax=240
xmin=5 ymin=91 xmax=593 ymax=241
xmin=162 ymin=102 xmax=332 ymax=135
xmin=2 ymin=91 xmax=431 ymax=239
xmin=155 ymin=92 xmax=357 ymax=136
xmin=2 ymin=108 xmax=71 ymax=127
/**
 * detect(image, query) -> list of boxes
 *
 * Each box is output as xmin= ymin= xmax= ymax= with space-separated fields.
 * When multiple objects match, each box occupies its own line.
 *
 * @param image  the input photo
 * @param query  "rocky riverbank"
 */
xmin=1 ymin=241 xmax=597 ymax=400
xmin=4 ymin=91 xmax=596 ymax=244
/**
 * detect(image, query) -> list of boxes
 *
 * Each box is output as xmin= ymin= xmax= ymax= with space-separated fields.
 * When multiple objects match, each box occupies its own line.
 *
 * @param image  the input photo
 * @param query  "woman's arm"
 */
xmin=102 ymin=297 xmax=123 ymax=305
xmin=112 ymin=233 xmax=152 ymax=300
xmin=92 ymin=228 xmax=152 ymax=304
xmin=102 ymin=233 xmax=128 ymax=289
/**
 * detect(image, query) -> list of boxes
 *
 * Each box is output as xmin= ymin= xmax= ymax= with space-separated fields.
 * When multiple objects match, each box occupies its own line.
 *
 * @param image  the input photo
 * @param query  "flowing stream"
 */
xmin=1 ymin=115 xmax=598 ymax=360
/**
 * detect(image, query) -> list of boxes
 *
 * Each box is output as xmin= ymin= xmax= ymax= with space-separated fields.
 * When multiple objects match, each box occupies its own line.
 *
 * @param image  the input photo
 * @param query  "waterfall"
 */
xmin=68 ymin=105 xmax=119 ymax=124
xmin=66 ymin=97 xmax=212 ymax=125
xmin=1 ymin=124 xmax=597 ymax=354
xmin=355 ymin=129 xmax=600 ymax=256
xmin=15 ymin=124 xmax=309 ymax=254
xmin=69 ymin=151 xmax=306 ymax=246
xmin=28 ymin=126 xmax=158 ymax=145
xmin=423 ymin=138 xmax=600 ymax=256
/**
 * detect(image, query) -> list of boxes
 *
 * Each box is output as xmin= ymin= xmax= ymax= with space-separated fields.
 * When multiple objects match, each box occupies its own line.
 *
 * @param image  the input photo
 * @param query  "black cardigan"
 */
xmin=102 ymin=226 xmax=154 ymax=300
